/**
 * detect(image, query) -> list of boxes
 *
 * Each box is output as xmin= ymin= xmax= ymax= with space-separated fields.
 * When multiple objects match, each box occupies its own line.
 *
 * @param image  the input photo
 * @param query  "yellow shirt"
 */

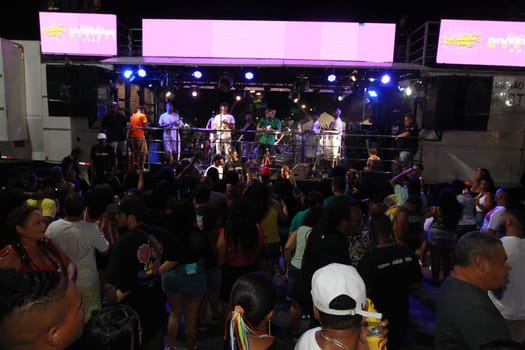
xmin=27 ymin=198 xmax=56 ymax=219
xmin=260 ymin=207 xmax=280 ymax=244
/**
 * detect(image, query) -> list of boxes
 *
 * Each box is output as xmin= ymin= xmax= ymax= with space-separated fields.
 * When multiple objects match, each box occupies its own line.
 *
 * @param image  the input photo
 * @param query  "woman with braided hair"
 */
xmin=225 ymin=271 xmax=296 ymax=350
xmin=0 ymin=204 xmax=75 ymax=279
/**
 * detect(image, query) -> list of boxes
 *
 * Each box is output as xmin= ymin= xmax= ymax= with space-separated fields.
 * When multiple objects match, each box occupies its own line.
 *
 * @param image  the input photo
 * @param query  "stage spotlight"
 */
xmin=367 ymin=89 xmax=378 ymax=98
xmin=192 ymin=70 xmax=202 ymax=79
xmin=405 ymin=86 xmax=413 ymax=96
xmin=244 ymin=71 xmax=254 ymax=80
xmin=122 ymin=69 xmax=134 ymax=80
xmin=137 ymin=67 xmax=147 ymax=78
xmin=191 ymin=89 xmax=198 ymax=98
xmin=235 ymin=95 xmax=242 ymax=101
xmin=380 ymin=74 xmax=391 ymax=85
xmin=327 ymin=74 xmax=336 ymax=83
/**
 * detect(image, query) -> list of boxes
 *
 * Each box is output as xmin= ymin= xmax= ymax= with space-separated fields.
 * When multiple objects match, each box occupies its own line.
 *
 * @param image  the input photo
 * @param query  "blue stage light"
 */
xmin=380 ymin=74 xmax=391 ymax=85
xmin=123 ymin=69 xmax=133 ymax=79
xmin=137 ymin=67 xmax=147 ymax=78
xmin=192 ymin=70 xmax=203 ymax=79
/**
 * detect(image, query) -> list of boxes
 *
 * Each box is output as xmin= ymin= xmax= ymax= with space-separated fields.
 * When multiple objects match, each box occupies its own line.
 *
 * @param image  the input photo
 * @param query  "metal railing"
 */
xmin=127 ymin=126 xmax=422 ymax=173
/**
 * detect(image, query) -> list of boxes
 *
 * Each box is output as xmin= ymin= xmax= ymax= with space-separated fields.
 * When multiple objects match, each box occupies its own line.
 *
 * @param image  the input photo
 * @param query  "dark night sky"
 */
xmin=1 ymin=0 xmax=523 ymax=41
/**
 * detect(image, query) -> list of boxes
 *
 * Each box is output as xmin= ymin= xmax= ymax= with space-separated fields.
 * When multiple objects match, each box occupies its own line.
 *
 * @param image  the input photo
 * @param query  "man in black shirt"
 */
xmin=90 ymin=133 xmax=116 ymax=185
xmin=101 ymin=102 xmax=128 ymax=169
xmin=395 ymin=113 xmax=419 ymax=167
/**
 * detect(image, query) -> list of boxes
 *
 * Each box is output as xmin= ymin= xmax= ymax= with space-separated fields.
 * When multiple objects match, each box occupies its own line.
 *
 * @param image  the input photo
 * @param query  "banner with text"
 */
xmin=39 ymin=11 xmax=117 ymax=57
xmin=437 ymin=19 xmax=525 ymax=67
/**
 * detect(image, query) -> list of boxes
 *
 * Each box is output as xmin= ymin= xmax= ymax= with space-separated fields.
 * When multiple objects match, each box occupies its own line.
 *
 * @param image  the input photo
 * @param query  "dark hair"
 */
xmin=225 ymin=198 xmax=259 ymax=253
xmin=2 ymin=204 xmax=40 ymax=246
xmin=206 ymin=167 xmax=220 ymax=183
xmin=370 ymin=212 xmax=394 ymax=242
xmin=0 ymin=269 xmax=67 ymax=327
xmin=303 ymin=206 xmax=325 ymax=228
xmin=454 ymin=231 xmax=502 ymax=267
xmin=317 ymin=295 xmax=362 ymax=330
xmin=404 ymin=195 xmax=422 ymax=212
xmin=84 ymin=183 xmax=115 ymax=219
xmin=497 ymin=186 xmax=520 ymax=208
xmin=331 ymin=176 xmax=346 ymax=194
xmin=243 ymin=183 xmax=270 ymax=223
xmin=306 ymin=191 xmax=325 ymax=208
xmin=504 ymin=204 xmax=525 ymax=233
xmin=82 ymin=305 xmax=141 ymax=350
xmin=229 ymin=272 xmax=277 ymax=327
xmin=436 ymin=188 xmax=463 ymax=230
xmin=406 ymin=175 xmax=421 ymax=195
xmin=451 ymin=179 xmax=467 ymax=195
xmin=63 ymin=192 xmax=85 ymax=217
xmin=303 ymin=197 xmax=357 ymax=267
xmin=192 ymin=183 xmax=211 ymax=204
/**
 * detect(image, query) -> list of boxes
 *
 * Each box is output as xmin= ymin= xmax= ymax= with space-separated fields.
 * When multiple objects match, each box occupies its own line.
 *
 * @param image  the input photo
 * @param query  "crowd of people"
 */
xmin=1 ymin=139 xmax=525 ymax=350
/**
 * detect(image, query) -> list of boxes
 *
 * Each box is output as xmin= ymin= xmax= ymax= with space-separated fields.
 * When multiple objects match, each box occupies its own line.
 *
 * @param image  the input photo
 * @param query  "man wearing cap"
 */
xmin=103 ymin=194 xmax=179 ymax=350
xmin=90 ymin=132 xmax=116 ymax=185
xmin=435 ymin=231 xmax=512 ymax=350
xmin=295 ymin=263 xmax=386 ymax=350
xmin=205 ymin=154 xmax=225 ymax=180
xmin=129 ymin=105 xmax=149 ymax=170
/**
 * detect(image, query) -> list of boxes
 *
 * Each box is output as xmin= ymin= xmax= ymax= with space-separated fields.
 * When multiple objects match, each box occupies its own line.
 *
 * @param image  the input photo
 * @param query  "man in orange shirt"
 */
xmin=129 ymin=105 xmax=149 ymax=170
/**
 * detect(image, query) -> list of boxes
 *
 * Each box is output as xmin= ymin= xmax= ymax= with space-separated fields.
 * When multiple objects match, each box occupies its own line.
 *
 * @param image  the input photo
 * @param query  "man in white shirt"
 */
xmin=45 ymin=192 xmax=109 ymax=322
xmin=329 ymin=107 xmax=344 ymax=160
xmin=158 ymin=101 xmax=183 ymax=164
xmin=481 ymin=187 xmax=516 ymax=236
xmin=213 ymin=102 xmax=236 ymax=156
xmin=295 ymin=263 xmax=384 ymax=350
xmin=489 ymin=204 xmax=525 ymax=343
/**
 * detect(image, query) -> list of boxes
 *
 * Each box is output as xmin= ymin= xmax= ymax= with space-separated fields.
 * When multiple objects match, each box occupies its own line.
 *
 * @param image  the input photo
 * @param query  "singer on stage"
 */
xmin=256 ymin=108 xmax=282 ymax=165
xmin=212 ymin=102 xmax=236 ymax=157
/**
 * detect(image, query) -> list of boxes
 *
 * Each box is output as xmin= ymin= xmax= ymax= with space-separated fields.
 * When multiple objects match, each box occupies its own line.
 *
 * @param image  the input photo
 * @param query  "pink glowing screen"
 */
xmin=142 ymin=19 xmax=395 ymax=63
xmin=39 ymin=12 xmax=117 ymax=56
xmin=437 ymin=19 xmax=525 ymax=67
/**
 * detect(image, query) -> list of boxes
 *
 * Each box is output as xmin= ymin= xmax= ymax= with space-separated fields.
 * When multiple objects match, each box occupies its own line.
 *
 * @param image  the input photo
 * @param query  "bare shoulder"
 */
xmin=0 ymin=245 xmax=22 ymax=270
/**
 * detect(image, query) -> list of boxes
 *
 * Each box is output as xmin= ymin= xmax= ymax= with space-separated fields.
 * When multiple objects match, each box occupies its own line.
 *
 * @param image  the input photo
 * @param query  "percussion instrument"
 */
xmin=320 ymin=130 xmax=341 ymax=160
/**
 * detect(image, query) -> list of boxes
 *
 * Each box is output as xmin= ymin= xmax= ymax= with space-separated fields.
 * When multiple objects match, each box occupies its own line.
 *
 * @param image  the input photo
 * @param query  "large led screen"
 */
xmin=142 ymin=19 xmax=395 ymax=64
xmin=437 ymin=19 xmax=525 ymax=67
xmin=39 ymin=11 xmax=117 ymax=57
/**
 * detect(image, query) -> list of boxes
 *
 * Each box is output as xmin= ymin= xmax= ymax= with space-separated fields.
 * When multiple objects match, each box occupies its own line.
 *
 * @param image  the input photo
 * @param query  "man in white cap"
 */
xmin=295 ymin=262 xmax=386 ymax=350
xmin=90 ymin=132 xmax=116 ymax=185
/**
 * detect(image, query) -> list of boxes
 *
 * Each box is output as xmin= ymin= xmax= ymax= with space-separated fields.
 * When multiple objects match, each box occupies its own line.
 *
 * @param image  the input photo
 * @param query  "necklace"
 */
xmin=320 ymin=332 xmax=352 ymax=350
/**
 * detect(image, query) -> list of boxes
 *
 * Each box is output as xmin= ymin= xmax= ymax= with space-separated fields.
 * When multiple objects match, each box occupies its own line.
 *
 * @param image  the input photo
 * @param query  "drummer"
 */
xmin=256 ymin=108 xmax=282 ymax=165
xmin=310 ymin=109 xmax=322 ymax=135
xmin=304 ymin=109 xmax=322 ymax=160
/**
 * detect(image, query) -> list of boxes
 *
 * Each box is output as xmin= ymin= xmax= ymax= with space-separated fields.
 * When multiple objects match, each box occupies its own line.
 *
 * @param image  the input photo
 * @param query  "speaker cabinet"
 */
xmin=422 ymin=76 xmax=492 ymax=131
xmin=292 ymin=163 xmax=311 ymax=181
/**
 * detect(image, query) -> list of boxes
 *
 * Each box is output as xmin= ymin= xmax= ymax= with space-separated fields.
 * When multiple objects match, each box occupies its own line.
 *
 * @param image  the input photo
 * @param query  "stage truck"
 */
xmin=0 ymin=37 xmax=524 ymax=187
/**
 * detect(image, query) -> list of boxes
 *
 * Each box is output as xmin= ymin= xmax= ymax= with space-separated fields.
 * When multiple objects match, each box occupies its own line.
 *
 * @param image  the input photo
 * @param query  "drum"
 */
xmin=320 ymin=131 xmax=341 ymax=160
